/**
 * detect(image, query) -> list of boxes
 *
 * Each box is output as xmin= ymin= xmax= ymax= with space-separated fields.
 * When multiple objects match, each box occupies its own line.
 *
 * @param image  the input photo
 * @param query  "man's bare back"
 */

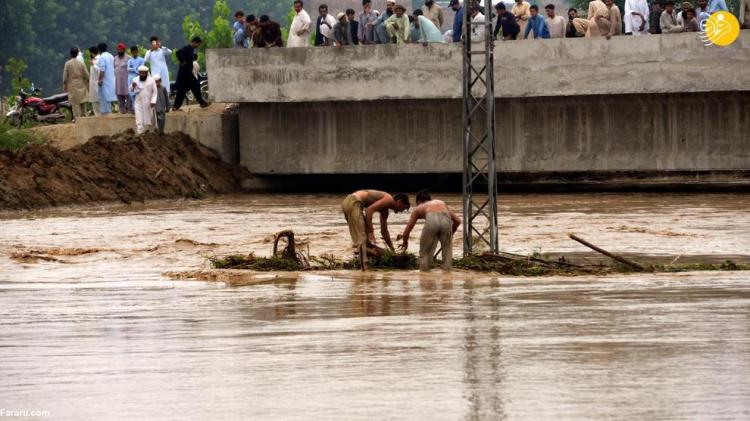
xmin=352 ymin=189 xmax=390 ymax=206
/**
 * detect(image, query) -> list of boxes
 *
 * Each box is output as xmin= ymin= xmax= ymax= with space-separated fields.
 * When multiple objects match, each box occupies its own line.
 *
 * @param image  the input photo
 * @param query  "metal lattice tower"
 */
xmin=462 ymin=3 xmax=498 ymax=256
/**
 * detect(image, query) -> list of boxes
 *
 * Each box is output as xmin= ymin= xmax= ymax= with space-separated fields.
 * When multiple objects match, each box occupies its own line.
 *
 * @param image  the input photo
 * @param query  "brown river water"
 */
xmin=1 ymin=193 xmax=749 ymax=420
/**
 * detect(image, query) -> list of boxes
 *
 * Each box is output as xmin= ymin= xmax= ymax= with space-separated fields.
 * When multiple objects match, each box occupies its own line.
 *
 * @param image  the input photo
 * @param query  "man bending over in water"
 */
xmin=342 ymin=190 xmax=410 ymax=269
xmin=400 ymin=190 xmax=461 ymax=272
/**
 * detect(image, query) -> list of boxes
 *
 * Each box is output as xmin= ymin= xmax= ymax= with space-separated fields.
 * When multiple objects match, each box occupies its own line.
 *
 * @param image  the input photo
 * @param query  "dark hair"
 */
xmin=568 ymin=7 xmax=577 ymax=12
xmin=393 ymin=193 xmax=410 ymax=210
xmin=530 ymin=4 xmax=538 ymax=11
xmin=470 ymin=4 xmax=480 ymax=11
xmin=319 ymin=3 xmax=328 ymax=10
xmin=294 ymin=0 xmax=303 ymax=5
xmin=545 ymin=3 xmax=554 ymax=9
xmin=664 ymin=0 xmax=674 ymax=5
xmin=150 ymin=35 xmax=160 ymax=42
xmin=130 ymin=45 xmax=139 ymax=52
xmin=363 ymin=0 xmax=372 ymax=5
xmin=247 ymin=14 xmax=257 ymax=22
xmin=346 ymin=8 xmax=356 ymax=14
xmin=495 ymin=2 xmax=506 ymax=9
xmin=191 ymin=36 xmax=203 ymax=43
xmin=235 ymin=10 xmax=245 ymax=17
xmin=408 ymin=15 xmax=414 ymax=22
xmin=415 ymin=190 xmax=432 ymax=203
xmin=97 ymin=43 xmax=108 ymax=52
xmin=88 ymin=46 xmax=99 ymax=55
xmin=413 ymin=8 xmax=423 ymax=15
xmin=260 ymin=14 xmax=270 ymax=22
xmin=69 ymin=47 xmax=79 ymax=58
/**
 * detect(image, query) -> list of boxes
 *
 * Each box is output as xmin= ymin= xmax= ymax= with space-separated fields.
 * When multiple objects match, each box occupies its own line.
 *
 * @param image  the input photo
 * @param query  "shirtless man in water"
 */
xmin=400 ymin=190 xmax=461 ymax=272
xmin=342 ymin=190 xmax=410 ymax=269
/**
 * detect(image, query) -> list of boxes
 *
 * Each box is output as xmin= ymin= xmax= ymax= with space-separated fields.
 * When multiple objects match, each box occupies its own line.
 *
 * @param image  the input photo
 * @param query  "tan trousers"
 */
xmin=71 ymin=102 xmax=87 ymax=119
xmin=419 ymin=212 xmax=453 ymax=271
xmin=342 ymin=194 xmax=367 ymax=266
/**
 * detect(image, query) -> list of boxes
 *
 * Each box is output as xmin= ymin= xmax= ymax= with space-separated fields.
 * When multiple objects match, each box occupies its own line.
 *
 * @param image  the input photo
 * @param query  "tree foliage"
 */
xmin=0 ymin=0 xmax=289 ymax=95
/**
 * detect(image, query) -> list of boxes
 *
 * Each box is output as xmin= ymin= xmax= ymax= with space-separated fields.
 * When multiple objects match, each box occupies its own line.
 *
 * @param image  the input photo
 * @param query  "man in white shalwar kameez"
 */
xmin=130 ymin=66 xmax=158 ymax=134
xmin=624 ymin=0 xmax=650 ymax=34
xmin=288 ymin=0 xmax=312 ymax=47
xmin=144 ymin=36 xmax=173 ymax=94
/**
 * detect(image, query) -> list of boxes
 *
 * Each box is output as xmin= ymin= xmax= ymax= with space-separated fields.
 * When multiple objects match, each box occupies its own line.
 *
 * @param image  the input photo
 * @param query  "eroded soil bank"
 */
xmin=0 ymin=130 xmax=245 ymax=209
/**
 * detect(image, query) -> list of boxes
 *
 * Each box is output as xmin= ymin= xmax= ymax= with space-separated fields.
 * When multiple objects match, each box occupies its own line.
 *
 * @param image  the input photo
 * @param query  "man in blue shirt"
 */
xmin=523 ymin=4 xmax=551 ymax=38
xmin=450 ymin=0 xmax=464 ymax=42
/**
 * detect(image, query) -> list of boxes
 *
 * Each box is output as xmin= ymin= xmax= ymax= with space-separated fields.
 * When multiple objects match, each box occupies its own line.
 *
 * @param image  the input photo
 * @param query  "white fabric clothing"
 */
xmin=624 ymin=0 xmax=650 ymax=34
xmin=144 ymin=46 xmax=173 ymax=93
xmin=88 ymin=56 xmax=100 ymax=105
xmin=545 ymin=15 xmax=567 ymax=38
xmin=130 ymin=76 xmax=158 ymax=134
xmin=443 ymin=29 xmax=454 ymax=43
xmin=288 ymin=9 xmax=312 ymax=47
xmin=470 ymin=12 xmax=485 ymax=42
xmin=318 ymin=14 xmax=337 ymax=41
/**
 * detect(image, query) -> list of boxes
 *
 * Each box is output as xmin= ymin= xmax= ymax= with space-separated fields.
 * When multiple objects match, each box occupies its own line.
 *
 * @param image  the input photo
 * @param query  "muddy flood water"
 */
xmin=1 ymin=193 xmax=749 ymax=420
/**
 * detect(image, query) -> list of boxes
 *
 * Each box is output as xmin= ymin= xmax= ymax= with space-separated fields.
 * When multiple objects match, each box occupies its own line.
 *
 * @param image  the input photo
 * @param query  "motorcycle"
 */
xmin=169 ymin=71 xmax=209 ymax=105
xmin=5 ymin=84 xmax=73 ymax=128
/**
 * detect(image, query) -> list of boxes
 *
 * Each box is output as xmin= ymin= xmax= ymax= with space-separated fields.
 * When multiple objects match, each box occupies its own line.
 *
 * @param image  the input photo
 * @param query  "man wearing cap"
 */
xmin=374 ymin=0 xmax=397 ymax=43
xmin=153 ymin=75 xmax=170 ymax=135
xmin=386 ymin=5 xmax=411 ymax=43
xmin=114 ymin=43 xmax=132 ymax=113
xmin=333 ymin=12 xmax=354 ymax=45
xmin=130 ymin=66 xmax=158 ymax=134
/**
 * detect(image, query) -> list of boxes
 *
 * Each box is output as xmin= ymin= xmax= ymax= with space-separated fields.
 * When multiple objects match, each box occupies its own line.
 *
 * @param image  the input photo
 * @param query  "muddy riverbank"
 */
xmin=0 ymin=130 xmax=245 ymax=210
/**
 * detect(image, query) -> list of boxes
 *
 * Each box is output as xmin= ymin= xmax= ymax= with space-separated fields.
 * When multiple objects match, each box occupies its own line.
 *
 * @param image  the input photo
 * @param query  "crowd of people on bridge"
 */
xmin=231 ymin=0 xmax=749 ymax=47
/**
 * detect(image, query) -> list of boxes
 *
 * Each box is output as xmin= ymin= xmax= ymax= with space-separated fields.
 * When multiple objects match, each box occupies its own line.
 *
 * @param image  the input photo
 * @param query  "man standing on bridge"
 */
xmin=172 ymin=37 xmax=208 ymax=111
xmin=400 ymin=190 xmax=461 ymax=272
xmin=342 ymin=190 xmax=410 ymax=270
xmin=288 ymin=0 xmax=312 ymax=47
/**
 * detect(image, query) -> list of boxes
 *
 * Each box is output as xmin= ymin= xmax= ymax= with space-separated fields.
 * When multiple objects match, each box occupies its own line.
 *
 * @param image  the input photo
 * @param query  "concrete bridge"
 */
xmin=207 ymin=31 xmax=750 ymax=189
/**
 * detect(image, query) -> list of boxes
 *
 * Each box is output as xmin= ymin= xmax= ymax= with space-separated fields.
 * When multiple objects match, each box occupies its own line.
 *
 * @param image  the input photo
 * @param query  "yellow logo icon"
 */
xmin=702 ymin=11 xmax=740 ymax=46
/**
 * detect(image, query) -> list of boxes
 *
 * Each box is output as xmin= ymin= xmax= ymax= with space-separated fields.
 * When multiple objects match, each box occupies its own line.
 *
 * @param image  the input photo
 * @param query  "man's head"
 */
xmin=395 ymin=4 xmax=406 ymax=16
xmin=386 ymin=0 xmax=396 ymax=13
xmin=319 ymin=4 xmax=328 ymax=16
xmin=293 ymin=0 xmax=304 ymax=13
xmin=515 ymin=0 xmax=523 ymax=4
xmin=235 ymin=10 xmax=245 ymax=22
xmin=260 ymin=14 xmax=270 ymax=23
xmin=496 ymin=3 xmax=507 ymax=12
xmin=530 ymin=4 xmax=539 ymax=16
xmin=545 ymin=4 xmax=555 ymax=17
xmin=415 ymin=190 xmax=432 ymax=205
xmin=88 ymin=46 xmax=99 ymax=57
xmin=470 ymin=4 xmax=480 ymax=16
xmin=138 ymin=65 xmax=149 ymax=81
xmin=130 ymin=45 xmax=139 ymax=57
xmin=363 ymin=0 xmax=372 ymax=11
xmin=97 ymin=43 xmax=108 ymax=53
xmin=247 ymin=14 xmax=257 ymax=24
xmin=681 ymin=1 xmax=691 ymax=12
xmin=653 ymin=0 xmax=664 ymax=11
xmin=190 ymin=36 xmax=203 ymax=48
xmin=425 ymin=0 xmax=435 ymax=7
xmin=664 ymin=0 xmax=674 ymax=13
xmin=449 ymin=0 xmax=462 ymax=11
xmin=154 ymin=74 xmax=162 ymax=87
xmin=116 ymin=42 xmax=126 ymax=56
xmin=150 ymin=35 xmax=161 ymax=49
xmin=347 ymin=8 xmax=356 ymax=19
xmin=337 ymin=11 xmax=346 ymax=22
xmin=604 ymin=0 xmax=613 ymax=6
xmin=392 ymin=193 xmax=410 ymax=212
xmin=697 ymin=0 xmax=707 ymax=9
xmin=69 ymin=47 xmax=79 ymax=59
xmin=686 ymin=8 xmax=695 ymax=18
xmin=568 ymin=7 xmax=578 ymax=18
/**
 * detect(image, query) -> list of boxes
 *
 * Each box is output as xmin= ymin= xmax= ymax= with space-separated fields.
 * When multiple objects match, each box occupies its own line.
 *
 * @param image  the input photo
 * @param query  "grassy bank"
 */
xmin=0 ymin=122 xmax=45 ymax=150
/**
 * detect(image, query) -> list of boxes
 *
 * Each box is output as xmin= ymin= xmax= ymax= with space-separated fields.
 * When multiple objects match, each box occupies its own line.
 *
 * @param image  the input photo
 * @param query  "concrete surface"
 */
xmin=239 ymin=91 xmax=750 ymax=175
xmin=208 ymin=32 xmax=750 ymax=103
xmin=75 ymin=106 xmax=239 ymax=164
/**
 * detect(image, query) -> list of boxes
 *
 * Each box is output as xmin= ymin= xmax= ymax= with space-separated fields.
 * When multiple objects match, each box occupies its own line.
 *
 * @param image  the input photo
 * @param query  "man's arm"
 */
xmin=379 ymin=211 xmax=395 ymax=251
xmin=450 ymin=211 xmax=461 ymax=234
xmin=364 ymin=196 xmax=393 ymax=243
